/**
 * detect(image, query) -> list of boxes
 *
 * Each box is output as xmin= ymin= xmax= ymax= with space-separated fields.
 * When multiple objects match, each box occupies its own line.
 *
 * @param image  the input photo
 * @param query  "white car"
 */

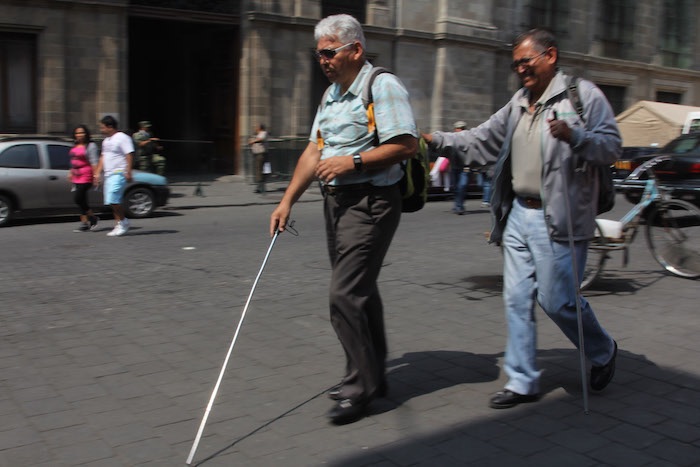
xmin=0 ymin=136 xmax=170 ymax=227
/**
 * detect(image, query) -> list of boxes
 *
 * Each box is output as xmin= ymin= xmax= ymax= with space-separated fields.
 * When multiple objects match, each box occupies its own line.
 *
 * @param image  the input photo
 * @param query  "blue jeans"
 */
xmin=481 ymin=174 xmax=492 ymax=204
xmin=452 ymin=170 xmax=469 ymax=211
xmin=501 ymin=198 xmax=615 ymax=395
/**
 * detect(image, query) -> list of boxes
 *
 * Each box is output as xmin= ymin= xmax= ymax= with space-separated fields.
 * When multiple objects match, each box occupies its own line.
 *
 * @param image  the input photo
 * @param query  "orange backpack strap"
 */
xmin=316 ymin=129 xmax=324 ymax=150
xmin=361 ymin=67 xmax=392 ymax=144
xmin=366 ymin=102 xmax=376 ymax=135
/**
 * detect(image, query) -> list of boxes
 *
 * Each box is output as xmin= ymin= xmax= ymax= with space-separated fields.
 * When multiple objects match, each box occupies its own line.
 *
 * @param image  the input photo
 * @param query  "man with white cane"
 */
xmin=270 ymin=14 xmax=418 ymax=423
xmin=423 ymin=28 xmax=619 ymax=409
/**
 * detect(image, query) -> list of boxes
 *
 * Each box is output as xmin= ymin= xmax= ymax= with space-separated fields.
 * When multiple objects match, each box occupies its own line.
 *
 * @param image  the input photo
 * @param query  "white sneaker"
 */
xmin=120 ymin=218 xmax=130 ymax=234
xmin=106 ymin=222 xmax=127 ymax=237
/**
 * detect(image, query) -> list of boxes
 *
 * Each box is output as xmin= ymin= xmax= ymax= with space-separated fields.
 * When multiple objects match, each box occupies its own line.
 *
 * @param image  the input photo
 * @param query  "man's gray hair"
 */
xmin=314 ymin=14 xmax=366 ymax=50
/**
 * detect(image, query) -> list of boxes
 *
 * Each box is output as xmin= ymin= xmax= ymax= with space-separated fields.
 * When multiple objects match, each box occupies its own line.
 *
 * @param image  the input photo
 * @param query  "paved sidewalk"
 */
xmin=1 ymin=175 xmax=699 ymax=466
xmin=165 ymin=175 xmax=322 ymax=210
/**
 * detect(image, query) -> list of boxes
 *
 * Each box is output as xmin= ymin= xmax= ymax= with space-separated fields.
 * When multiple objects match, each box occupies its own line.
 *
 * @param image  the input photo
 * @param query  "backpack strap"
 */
xmin=316 ymin=87 xmax=334 ymax=150
xmin=566 ymin=76 xmax=585 ymax=122
xmin=566 ymin=75 xmax=590 ymax=171
xmin=362 ymin=67 xmax=392 ymax=144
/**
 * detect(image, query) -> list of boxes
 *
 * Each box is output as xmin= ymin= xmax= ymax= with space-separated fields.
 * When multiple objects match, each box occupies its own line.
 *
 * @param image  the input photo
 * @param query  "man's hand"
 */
xmin=548 ymin=119 xmax=572 ymax=143
xmin=315 ymin=155 xmax=354 ymax=184
xmin=270 ymin=203 xmax=291 ymax=236
xmin=420 ymin=132 xmax=433 ymax=143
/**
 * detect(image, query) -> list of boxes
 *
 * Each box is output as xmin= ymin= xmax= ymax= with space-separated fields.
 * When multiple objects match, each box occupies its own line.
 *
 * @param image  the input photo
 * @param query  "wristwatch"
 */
xmin=353 ymin=153 xmax=363 ymax=172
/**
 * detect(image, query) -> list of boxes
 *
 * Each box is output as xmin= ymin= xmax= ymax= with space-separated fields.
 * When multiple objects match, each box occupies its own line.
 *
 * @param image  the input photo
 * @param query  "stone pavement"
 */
xmin=1 ymin=175 xmax=699 ymax=466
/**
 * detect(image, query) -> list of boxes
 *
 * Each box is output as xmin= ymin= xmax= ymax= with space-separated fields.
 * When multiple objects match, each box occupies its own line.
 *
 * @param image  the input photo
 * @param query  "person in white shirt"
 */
xmin=94 ymin=115 xmax=134 ymax=237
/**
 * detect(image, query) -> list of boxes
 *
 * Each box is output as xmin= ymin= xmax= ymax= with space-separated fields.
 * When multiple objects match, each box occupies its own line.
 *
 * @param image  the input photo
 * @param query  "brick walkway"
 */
xmin=1 ymin=176 xmax=699 ymax=466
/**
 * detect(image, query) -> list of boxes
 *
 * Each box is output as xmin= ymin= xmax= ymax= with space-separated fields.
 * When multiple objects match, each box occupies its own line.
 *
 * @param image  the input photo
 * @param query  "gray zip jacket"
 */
xmin=431 ymin=71 xmax=621 ymax=243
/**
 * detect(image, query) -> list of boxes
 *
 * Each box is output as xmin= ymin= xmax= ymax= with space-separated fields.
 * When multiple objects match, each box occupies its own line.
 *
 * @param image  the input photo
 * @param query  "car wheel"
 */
xmin=0 ymin=194 xmax=14 ymax=227
xmin=124 ymin=187 xmax=155 ymax=218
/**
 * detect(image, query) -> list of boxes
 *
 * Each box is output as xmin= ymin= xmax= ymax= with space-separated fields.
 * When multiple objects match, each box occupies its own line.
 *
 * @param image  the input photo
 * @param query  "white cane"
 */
xmin=186 ymin=229 xmax=282 ymax=465
xmin=560 ymin=160 xmax=590 ymax=415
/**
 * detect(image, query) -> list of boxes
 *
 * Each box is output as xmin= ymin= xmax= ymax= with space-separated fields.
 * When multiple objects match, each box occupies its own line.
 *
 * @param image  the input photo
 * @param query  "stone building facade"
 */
xmin=242 ymin=0 xmax=700 ymax=138
xmin=1 ymin=0 xmax=699 ymax=175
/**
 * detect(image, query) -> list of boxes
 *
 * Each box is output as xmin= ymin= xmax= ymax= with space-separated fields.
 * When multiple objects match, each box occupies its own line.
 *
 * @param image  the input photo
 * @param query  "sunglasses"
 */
xmin=510 ymin=50 xmax=547 ymax=72
xmin=313 ymin=42 xmax=355 ymax=61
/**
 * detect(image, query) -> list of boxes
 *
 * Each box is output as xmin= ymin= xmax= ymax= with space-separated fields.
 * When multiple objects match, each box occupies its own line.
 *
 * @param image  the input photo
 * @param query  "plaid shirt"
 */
xmin=310 ymin=62 xmax=418 ymax=186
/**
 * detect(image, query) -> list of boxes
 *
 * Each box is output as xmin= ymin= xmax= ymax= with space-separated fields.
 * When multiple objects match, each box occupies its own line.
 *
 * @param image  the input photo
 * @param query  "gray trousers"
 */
xmin=323 ymin=183 xmax=401 ymax=401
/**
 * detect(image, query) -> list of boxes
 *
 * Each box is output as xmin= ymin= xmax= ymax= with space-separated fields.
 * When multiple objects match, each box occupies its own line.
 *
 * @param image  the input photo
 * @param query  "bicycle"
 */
xmin=581 ymin=155 xmax=700 ymax=290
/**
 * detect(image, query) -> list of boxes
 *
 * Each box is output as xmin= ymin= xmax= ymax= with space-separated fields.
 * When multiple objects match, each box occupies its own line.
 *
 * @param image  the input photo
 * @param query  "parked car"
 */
xmin=616 ymin=134 xmax=700 ymax=206
xmin=0 ymin=136 xmax=170 ymax=227
xmin=612 ymin=146 xmax=660 ymax=182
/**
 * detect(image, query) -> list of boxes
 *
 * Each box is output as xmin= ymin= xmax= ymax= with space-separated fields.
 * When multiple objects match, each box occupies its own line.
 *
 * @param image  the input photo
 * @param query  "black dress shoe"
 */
xmin=327 ymin=398 xmax=369 ymax=425
xmin=489 ymin=389 xmax=540 ymax=409
xmin=328 ymin=380 xmax=388 ymax=400
xmin=327 ymin=386 xmax=343 ymax=400
xmin=591 ymin=340 xmax=617 ymax=391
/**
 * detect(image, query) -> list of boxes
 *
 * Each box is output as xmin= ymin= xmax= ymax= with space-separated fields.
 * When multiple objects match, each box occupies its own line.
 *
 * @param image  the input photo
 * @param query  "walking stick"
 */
xmin=561 ymin=163 xmax=590 ymax=415
xmin=186 ymin=229 xmax=282 ymax=465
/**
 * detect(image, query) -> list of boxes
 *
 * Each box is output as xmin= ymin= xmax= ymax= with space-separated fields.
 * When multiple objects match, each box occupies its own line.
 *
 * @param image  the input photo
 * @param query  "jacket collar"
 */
xmin=515 ymin=70 xmax=569 ymax=109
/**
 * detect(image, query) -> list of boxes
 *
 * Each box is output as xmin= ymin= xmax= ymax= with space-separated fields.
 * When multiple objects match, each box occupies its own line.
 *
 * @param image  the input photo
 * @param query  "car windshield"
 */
xmin=663 ymin=135 xmax=700 ymax=155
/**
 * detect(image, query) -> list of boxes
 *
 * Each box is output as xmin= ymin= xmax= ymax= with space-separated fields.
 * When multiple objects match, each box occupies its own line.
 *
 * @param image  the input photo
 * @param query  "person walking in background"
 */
xmin=95 ymin=115 xmax=134 ymax=237
xmin=479 ymin=166 xmax=493 ymax=208
xmin=133 ymin=120 xmax=165 ymax=175
xmin=68 ymin=124 xmax=99 ymax=232
xmin=450 ymin=120 xmax=468 ymax=214
xmin=269 ymin=14 xmax=417 ymax=424
xmin=249 ymin=123 xmax=269 ymax=194
xmin=423 ymin=28 xmax=619 ymax=409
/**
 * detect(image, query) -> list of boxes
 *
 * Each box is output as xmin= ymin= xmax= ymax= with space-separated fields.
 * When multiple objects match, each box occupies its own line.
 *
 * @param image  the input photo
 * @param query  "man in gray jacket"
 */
xmin=424 ymin=28 xmax=620 ymax=409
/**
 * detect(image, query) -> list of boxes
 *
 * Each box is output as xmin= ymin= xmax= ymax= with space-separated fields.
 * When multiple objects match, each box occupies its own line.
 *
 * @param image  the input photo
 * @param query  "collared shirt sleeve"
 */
xmin=371 ymin=73 xmax=418 ymax=143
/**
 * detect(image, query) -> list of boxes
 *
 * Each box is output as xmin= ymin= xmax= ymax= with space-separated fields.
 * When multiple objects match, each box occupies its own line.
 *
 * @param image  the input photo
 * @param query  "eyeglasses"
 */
xmin=313 ymin=42 xmax=355 ymax=61
xmin=510 ymin=50 xmax=547 ymax=72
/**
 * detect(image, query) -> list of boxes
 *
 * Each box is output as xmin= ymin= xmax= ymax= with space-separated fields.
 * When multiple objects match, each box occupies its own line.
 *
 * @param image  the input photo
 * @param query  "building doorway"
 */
xmin=128 ymin=17 xmax=239 ymax=175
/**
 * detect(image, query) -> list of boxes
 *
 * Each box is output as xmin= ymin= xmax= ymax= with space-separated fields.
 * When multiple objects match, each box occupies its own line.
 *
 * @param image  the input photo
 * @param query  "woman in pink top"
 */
xmin=68 ymin=125 xmax=100 ymax=232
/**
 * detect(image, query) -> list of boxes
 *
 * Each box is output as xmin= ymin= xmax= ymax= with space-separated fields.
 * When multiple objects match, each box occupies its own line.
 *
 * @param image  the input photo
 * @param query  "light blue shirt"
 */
xmin=310 ymin=62 xmax=418 ymax=186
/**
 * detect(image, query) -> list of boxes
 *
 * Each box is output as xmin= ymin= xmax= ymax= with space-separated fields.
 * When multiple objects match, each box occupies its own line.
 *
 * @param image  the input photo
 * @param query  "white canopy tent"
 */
xmin=615 ymin=100 xmax=700 ymax=147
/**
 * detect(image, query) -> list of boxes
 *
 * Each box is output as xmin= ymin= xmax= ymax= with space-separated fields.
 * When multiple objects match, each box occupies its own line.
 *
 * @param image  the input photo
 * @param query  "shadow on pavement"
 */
xmin=330 ymin=347 xmax=700 ymax=466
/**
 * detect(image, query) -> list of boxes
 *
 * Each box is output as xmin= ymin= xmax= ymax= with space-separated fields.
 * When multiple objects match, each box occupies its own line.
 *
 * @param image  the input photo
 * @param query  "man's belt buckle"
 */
xmin=521 ymin=197 xmax=542 ymax=209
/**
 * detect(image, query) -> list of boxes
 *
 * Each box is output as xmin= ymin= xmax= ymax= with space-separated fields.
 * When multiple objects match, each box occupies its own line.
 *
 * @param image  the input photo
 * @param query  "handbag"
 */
xmin=251 ymin=142 xmax=265 ymax=155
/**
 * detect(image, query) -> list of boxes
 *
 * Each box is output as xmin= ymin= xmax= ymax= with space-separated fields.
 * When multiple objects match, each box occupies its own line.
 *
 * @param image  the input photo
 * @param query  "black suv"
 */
xmin=616 ymin=134 xmax=700 ymax=206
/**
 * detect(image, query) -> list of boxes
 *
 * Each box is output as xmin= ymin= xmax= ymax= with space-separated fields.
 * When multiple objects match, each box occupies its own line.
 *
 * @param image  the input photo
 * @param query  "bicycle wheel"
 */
xmin=581 ymin=220 xmax=608 ymax=290
xmin=645 ymin=200 xmax=700 ymax=278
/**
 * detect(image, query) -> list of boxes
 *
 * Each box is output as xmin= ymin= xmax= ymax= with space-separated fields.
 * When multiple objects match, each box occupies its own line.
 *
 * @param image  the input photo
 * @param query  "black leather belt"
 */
xmin=322 ymin=182 xmax=376 ymax=196
xmin=518 ymin=196 xmax=542 ymax=209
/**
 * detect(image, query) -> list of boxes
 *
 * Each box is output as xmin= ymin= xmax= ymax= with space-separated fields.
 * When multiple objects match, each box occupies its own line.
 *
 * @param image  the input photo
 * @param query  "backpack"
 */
xmin=361 ymin=67 xmax=429 ymax=213
xmin=566 ymin=76 xmax=616 ymax=215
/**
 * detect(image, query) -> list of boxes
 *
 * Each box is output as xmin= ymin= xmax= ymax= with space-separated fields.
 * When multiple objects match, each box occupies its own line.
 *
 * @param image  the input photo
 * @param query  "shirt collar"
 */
xmin=327 ymin=61 xmax=372 ymax=102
